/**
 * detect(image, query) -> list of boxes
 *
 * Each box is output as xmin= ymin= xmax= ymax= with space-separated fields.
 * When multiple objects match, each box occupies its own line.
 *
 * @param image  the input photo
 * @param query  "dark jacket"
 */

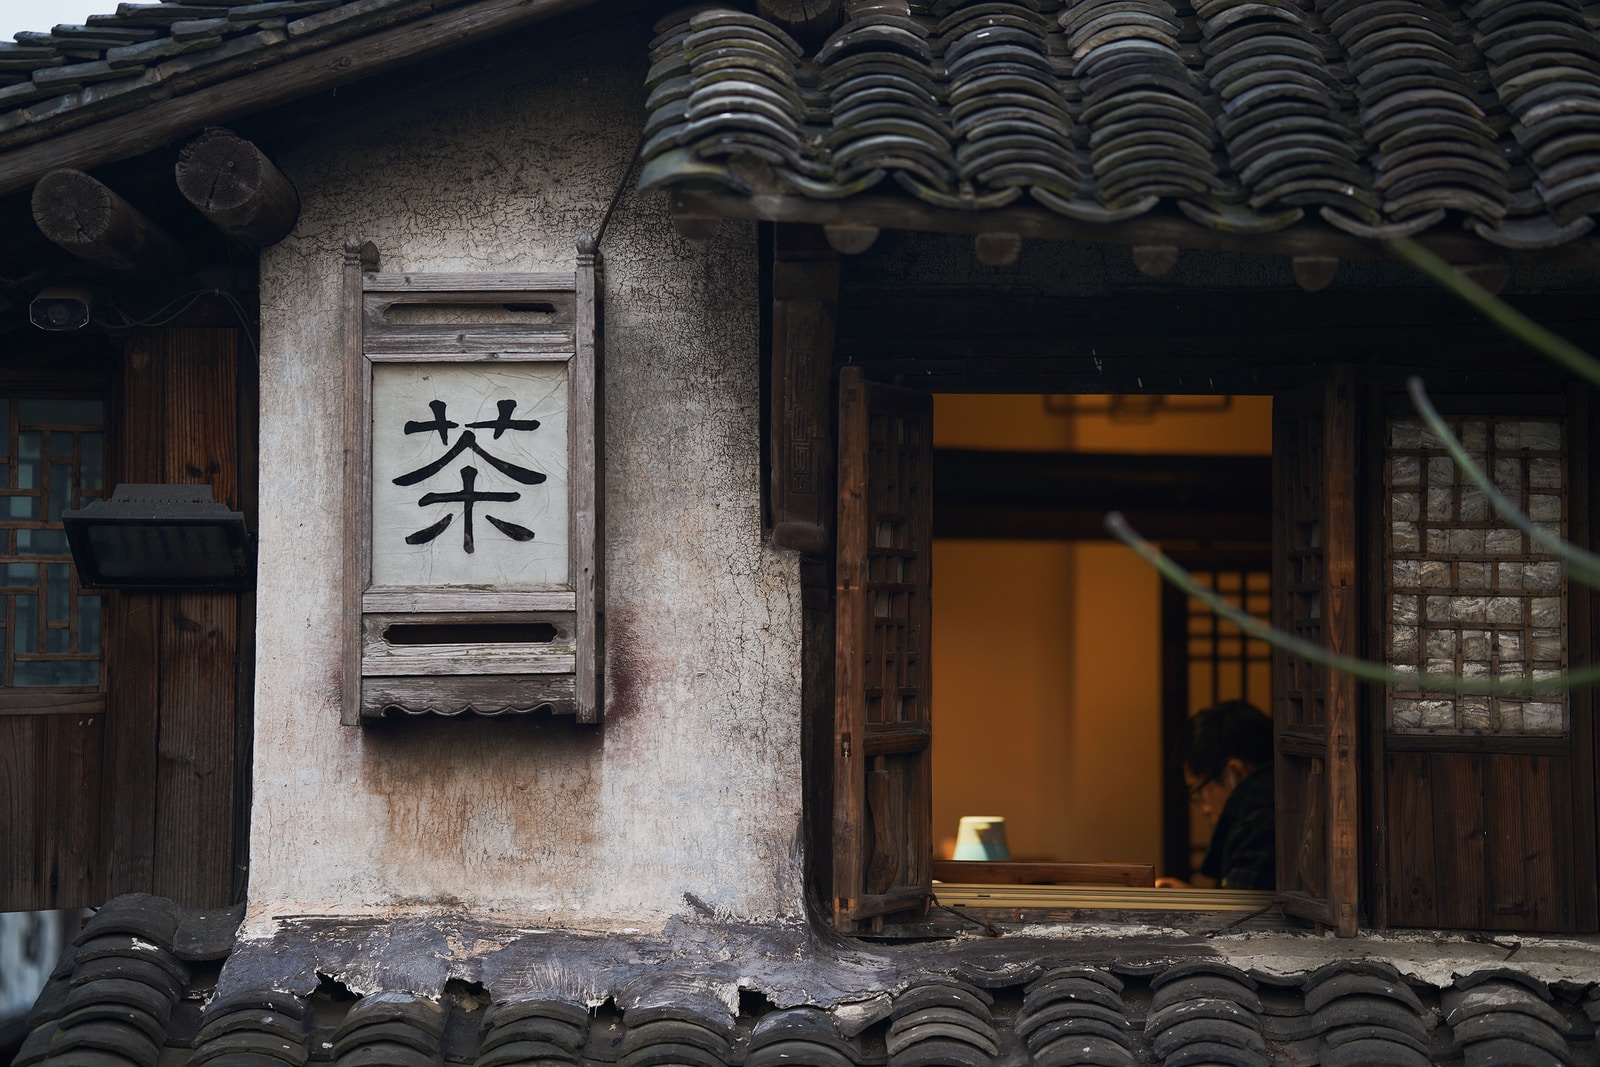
xmin=1200 ymin=766 xmax=1275 ymax=891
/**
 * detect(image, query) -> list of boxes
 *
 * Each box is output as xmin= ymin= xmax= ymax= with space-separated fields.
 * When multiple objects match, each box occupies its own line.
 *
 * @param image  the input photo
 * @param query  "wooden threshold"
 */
xmin=933 ymin=882 xmax=1276 ymax=912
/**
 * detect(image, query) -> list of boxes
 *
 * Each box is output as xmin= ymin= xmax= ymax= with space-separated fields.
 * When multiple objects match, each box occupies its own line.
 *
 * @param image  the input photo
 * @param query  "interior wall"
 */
xmin=931 ymin=395 xmax=1270 ymax=870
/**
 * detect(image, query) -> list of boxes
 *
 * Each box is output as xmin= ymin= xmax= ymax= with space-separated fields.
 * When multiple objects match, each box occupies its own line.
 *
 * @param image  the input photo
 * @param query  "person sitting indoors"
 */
xmin=1155 ymin=700 xmax=1275 ymax=891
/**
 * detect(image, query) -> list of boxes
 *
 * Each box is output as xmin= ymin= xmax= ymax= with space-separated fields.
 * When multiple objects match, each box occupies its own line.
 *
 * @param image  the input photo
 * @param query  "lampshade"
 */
xmin=62 ymin=484 xmax=252 ymax=591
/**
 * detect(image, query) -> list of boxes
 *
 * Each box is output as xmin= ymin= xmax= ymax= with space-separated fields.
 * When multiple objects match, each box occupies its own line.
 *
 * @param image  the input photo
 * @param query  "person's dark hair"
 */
xmin=1181 ymin=700 xmax=1273 ymax=782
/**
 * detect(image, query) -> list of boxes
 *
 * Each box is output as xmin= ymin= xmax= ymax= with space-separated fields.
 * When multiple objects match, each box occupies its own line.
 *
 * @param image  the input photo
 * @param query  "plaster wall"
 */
xmin=250 ymin=29 xmax=803 ymax=927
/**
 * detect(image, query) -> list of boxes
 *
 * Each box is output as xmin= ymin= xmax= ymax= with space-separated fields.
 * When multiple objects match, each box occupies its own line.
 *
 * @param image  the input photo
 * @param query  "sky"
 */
xmin=1 ymin=0 xmax=110 ymax=40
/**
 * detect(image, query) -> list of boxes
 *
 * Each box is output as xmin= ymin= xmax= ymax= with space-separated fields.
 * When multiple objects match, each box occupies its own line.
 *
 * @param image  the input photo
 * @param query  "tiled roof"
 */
xmin=0 ymin=0 xmax=368 ymax=138
xmin=638 ymin=0 xmax=1600 ymax=250
xmin=15 ymin=894 xmax=1600 ymax=1066
xmin=0 ymin=0 xmax=591 ymax=197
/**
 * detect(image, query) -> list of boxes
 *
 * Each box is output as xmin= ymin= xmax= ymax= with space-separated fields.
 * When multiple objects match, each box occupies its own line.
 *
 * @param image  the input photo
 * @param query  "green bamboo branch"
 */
xmin=1408 ymin=376 xmax=1600 ymax=587
xmin=1104 ymin=511 xmax=1599 ymax=694
xmin=1388 ymin=237 xmax=1600 ymax=389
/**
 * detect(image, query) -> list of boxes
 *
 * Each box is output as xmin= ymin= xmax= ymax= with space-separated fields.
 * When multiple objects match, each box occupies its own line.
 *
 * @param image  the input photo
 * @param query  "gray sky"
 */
xmin=2 ymin=0 xmax=111 ymax=40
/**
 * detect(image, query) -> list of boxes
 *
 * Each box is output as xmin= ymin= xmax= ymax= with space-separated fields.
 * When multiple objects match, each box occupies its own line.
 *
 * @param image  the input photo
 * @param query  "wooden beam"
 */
xmin=0 ymin=0 xmax=607 ymax=199
xmin=672 ymin=189 xmax=1600 ymax=268
xmin=31 ymin=168 xmax=183 ymax=273
xmin=770 ymin=224 xmax=838 ymax=554
xmin=933 ymin=448 xmax=1271 ymax=542
xmin=175 ymin=127 xmax=300 ymax=250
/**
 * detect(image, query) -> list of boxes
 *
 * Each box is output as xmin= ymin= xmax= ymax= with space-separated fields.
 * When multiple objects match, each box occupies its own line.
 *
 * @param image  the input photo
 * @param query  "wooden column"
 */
xmin=769 ymin=224 xmax=838 ymax=554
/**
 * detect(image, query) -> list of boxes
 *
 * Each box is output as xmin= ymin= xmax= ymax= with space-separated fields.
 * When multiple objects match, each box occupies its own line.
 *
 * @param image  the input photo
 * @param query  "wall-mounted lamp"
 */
xmin=63 ymin=484 xmax=253 ymax=591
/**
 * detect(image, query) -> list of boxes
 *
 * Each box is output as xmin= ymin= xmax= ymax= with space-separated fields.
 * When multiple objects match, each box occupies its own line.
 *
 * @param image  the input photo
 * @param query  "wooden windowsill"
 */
xmin=932 ymin=882 xmax=1277 ymax=913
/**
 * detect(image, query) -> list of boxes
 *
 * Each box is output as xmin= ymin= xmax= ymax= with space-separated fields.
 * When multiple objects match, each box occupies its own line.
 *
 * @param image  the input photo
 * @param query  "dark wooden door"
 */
xmin=1271 ymin=372 xmax=1360 ymax=936
xmin=832 ymin=366 xmax=933 ymax=931
xmin=1373 ymin=392 xmax=1597 ymax=932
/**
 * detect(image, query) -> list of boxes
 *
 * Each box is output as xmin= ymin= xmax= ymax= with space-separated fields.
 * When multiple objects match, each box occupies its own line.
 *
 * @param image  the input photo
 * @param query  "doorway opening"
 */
xmin=929 ymin=393 xmax=1274 ymax=892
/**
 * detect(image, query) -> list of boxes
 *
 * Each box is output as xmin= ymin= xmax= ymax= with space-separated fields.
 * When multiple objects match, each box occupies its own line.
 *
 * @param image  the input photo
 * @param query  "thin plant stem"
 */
xmin=1408 ymin=376 xmax=1600 ymax=586
xmin=1389 ymin=237 xmax=1600 ymax=389
xmin=1104 ymin=512 xmax=1600 ymax=694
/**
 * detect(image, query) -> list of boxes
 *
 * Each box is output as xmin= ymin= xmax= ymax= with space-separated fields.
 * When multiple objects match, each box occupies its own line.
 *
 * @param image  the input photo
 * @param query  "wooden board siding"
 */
xmin=0 ymin=711 xmax=104 ymax=907
xmin=1385 ymin=751 xmax=1582 ymax=931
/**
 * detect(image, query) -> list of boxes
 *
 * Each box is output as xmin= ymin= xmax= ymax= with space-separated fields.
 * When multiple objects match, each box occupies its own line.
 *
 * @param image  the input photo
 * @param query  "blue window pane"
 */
xmin=17 ymin=432 xmax=39 ymax=489
xmin=14 ymin=595 xmax=35 ymax=653
xmin=45 ymin=628 xmax=68 ymax=653
xmin=6 ymin=496 xmax=36 ymax=520
xmin=79 ymin=596 xmax=100 ymax=654
xmin=81 ymin=434 xmax=103 ymax=492
xmin=0 ymin=399 xmax=8 ymax=457
xmin=2 ymin=564 xmax=35 ymax=587
xmin=15 ymin=660 xmax=97 ymax=686
xmin=17 ymin=399 xmax=103 ymax=426
xmin=48 ymin=434 xmax=72 ymax=459
xmin=46 ymin=564 xmax=69 ymax=622
xmin=18 ymin=529 xmax=68 ymax=555
xmin=48 ymin=465 xmax=70 ymax=519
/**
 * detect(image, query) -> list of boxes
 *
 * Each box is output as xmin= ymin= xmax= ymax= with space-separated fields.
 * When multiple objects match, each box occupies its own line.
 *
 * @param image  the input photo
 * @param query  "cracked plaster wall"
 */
xmin=250 ymin=29 xmax=803 ymax=927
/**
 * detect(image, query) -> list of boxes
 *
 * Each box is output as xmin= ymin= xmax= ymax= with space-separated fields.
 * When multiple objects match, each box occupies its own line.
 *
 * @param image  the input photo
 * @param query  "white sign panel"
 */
xmin=370 ymin=362 xmax=569 ymax=589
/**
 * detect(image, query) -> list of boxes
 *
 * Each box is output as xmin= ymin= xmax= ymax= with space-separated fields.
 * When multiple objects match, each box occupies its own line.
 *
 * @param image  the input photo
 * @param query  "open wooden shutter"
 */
xmin=833 ymin=365 xmax=933 ymax=931
xmin=1272 ymin=371 xmax=1360 ymax=936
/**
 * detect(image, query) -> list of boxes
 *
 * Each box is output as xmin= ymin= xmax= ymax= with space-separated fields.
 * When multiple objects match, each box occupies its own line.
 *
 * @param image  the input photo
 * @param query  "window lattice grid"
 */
xmin=0 ymin=397 xmax=105 ymax=689
xmin=1385 ymin=416 xmax=1567 ymax=735
xmin=1186 ymin=569 xmax=1273 ymax=712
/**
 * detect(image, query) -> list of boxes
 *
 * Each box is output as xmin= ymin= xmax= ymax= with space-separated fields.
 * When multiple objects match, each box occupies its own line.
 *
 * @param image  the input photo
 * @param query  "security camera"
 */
xmin=29 ymin=286 xmax=95 ymax=331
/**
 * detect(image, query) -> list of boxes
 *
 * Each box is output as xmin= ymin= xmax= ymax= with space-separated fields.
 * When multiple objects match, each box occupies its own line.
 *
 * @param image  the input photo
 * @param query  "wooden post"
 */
xmin=175 ymin=127 xmax=300 ymax=250
xmin=31 ymin=168 xmax=183 ymax=272
xmin=770 ymin=224 xmax=838 ymax=554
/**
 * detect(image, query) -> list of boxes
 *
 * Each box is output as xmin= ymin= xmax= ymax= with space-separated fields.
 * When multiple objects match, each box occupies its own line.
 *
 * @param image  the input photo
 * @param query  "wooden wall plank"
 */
xmin=1383 ymin=753 xmax=1437 ymax=928
xmin=151 ymin=329 xmax=240 ymax=907
xmin=0 ymin=716 xmax=42 ymax=905
xmin=1431 ymin=753 xmax=1488 ymax=930
xmin=45 ymin=712 xmax=104 ymax=905
xmin=1484 ymin=754 xmax=1568 ymax=932
xmin=103 ymin=332 xmax=165 ymax=897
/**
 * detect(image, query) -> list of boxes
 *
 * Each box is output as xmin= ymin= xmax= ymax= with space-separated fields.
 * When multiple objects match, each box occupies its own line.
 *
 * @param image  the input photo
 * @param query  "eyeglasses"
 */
xmin=1187 ymin=775 xmax=1217 ymax=806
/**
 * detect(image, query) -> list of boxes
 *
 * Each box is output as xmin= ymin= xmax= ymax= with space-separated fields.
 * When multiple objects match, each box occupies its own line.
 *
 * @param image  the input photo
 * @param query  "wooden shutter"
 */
xmin=833 ymin=366 xmax=933 ymax=931
xmin=1272 ymin=371 xmax=1360 ymax=936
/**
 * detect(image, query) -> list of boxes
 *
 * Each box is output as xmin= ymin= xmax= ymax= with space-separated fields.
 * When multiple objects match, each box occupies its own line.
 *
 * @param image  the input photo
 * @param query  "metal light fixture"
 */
xmin=62 ymin=484 xmax=253 ymax=591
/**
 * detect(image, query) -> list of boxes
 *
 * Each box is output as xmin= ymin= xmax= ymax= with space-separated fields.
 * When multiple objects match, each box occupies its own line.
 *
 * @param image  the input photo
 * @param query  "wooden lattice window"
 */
xmin=0 ymin=397 xmax=105 ymax=697
xmin=1385 ymin=415 xmax=1567 ymax=735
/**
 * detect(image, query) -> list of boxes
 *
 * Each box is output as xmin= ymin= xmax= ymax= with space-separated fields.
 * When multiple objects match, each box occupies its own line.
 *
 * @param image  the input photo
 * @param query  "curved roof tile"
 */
xmin=639 ymin=0 xmax=1600 ymax=248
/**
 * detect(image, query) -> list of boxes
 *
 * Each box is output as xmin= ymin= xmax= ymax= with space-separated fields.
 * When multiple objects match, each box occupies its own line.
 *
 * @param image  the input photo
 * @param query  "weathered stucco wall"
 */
xmin=251 ymin=29 xmax=803 ymax=927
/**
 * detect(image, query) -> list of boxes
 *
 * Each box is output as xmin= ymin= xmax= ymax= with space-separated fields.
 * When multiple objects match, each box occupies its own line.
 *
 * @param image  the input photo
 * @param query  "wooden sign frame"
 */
xmin=340 ymin=236 xmax=601 ymax=724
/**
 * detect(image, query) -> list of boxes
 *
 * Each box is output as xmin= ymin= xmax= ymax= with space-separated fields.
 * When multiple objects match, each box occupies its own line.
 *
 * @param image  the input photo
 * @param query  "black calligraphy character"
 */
xmin=403 ymin=467 xmax=535 ymax=553
xmin=395 ymin=398 xmax=544 ymax=551
xmin=404 ymin=399 xmax=458 ymax=444
xmin=392 ymin=429 xmax=546 ymax=487
xmin=468 ymin=399 xmax=540 ymax=439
